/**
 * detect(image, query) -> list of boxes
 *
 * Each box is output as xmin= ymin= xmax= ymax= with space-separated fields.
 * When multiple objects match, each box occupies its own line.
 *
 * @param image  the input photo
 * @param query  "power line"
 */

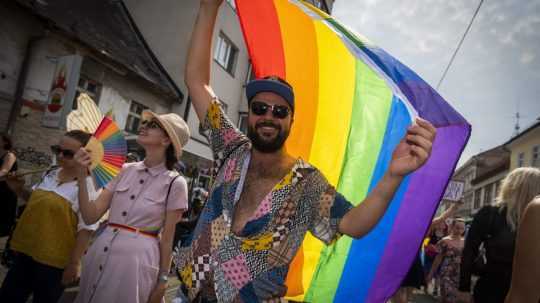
xmin=436 ymin=0 xmax=485 ymax=90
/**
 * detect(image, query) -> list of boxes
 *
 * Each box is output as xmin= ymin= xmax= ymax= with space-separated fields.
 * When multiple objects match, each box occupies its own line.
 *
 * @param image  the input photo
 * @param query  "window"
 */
xmin=125 ymin=101 xmax=149 ymax=134
xmin=464 ymin=172 xmax=474 ymax=191
xmin=517 ymin=152 xmax=525 ymax=167
xmin=238 ymin=112 xmax=248 ymax=134
xmin=246 ymin=63 xmax=256 ymax=84
xmin=483 ymin=183 xmax=493 ymax=206
xmin=214 ymin=32 xmax=239 ymax=76
xmin=73 ymin=75 xmax=102 ymax=109
xmin=494 ymin=181 xmax=501 ymax=200
xmin=226 ymin=0 xmax=236 ymax=10
xmin=532 ymin=146 xmax=539 ymax=167
xmin=473 ymin=189 xmax=482 ymax=209
xmin=464 ymin=193 xmax=473 ymax=209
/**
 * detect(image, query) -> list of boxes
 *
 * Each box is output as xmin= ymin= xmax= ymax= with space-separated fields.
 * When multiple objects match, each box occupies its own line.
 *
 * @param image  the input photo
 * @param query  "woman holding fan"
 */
xmin=0 ymin=130 xmax=99 ymax=303
xmin=74 ymin=111 xmax=190 ymax=303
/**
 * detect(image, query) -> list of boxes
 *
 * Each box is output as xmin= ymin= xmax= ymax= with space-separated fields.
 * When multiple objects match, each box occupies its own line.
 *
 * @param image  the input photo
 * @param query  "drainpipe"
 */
xmin=6 ymin=34 xmax=45 ymax=135
xmin=183 ymin=96 xmax=192 ymax=122
xmin=320 ymin=0 xmax=331 ymax=13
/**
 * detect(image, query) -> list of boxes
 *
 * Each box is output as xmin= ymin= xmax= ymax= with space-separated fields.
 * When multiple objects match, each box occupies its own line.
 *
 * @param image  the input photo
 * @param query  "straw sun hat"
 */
xmin=141 ymin=111 xmax=190 ymax=159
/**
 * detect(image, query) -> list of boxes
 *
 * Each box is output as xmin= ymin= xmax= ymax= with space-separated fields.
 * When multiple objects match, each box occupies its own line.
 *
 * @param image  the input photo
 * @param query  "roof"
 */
xmin=455 ymin=144 xmax=506 ymax=175
xmin=470 ymin=145 xmax=510 ymax=185
xmin=470 ymin=159 xmax=509 ymax=185
xmin=16 ymin=0 xmax=183 ymax=100
xmin=505 ymin=119 xmax=540 ymax=146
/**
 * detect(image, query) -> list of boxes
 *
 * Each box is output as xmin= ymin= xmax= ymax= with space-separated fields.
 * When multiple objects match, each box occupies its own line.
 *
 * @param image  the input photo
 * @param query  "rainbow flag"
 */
xmin=235 ymin=0 xmax=471 ymax=302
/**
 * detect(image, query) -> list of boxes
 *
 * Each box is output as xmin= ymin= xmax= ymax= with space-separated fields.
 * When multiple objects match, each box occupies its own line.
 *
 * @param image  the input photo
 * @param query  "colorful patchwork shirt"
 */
xmin=175 ymin=100 xmax=354 ymax=302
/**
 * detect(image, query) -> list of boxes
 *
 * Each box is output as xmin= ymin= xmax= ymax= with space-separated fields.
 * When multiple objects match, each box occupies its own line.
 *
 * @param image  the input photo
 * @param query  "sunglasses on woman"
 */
xmin=50 ymin=145 xmax=76 ymax=159
xmin=250 ymin=101 xmax=291 ymax=119
xmin=140 ymin=120 xmax=162 ymax=130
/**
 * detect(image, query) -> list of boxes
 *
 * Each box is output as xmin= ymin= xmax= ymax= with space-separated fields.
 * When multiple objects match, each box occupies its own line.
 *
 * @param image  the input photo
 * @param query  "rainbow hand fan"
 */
xmin=86 ymin=116 xmax=127 ymax=188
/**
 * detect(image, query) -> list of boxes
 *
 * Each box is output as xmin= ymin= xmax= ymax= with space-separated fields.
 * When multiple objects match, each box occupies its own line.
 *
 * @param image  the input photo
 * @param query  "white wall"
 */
xmin=123 ymin=0 xmax=251 ymax=160
xmin=22 ymin=38 xmax=74 ymax=104
xmin=0 ymin=1 xmax=44 ymax=131
xmin=81 ymin=57 xmax=172 ymax=132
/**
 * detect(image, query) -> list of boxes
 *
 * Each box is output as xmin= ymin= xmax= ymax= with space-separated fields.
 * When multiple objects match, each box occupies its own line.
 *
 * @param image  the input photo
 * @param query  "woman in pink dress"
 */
xmin=73 ymin=112 xmax=190 ymax=303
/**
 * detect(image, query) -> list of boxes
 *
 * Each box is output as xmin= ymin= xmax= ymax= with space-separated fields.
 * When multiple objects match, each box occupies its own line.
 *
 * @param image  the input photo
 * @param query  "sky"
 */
xmin=333 ymin=0 xmax=540 ymax=165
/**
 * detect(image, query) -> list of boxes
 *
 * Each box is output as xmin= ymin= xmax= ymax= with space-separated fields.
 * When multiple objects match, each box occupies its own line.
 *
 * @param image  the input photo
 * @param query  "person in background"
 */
xmin=0 ymin=130 xmax=99 ymax=303
xmin=459 ymin=167 xmax=540 ymax=303
xmin=0 ymin=134 xmax=18 ymax=238
xmin=504 ymin=196 xmax=540 ymax=303
xmin=392 ymin=203 xmax=460 ymax=303
xmin=425 ymin=202 xmax=461 ymax=296
xmin=427 ymin=218 xmax=466 ymax=303
xmin=74 ymin=112 xmax=189 ymax=303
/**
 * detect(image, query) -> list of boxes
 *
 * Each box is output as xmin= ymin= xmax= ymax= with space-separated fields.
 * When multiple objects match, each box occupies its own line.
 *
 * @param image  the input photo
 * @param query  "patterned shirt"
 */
xmin=175 ymin=100 xmax=353 ymax=302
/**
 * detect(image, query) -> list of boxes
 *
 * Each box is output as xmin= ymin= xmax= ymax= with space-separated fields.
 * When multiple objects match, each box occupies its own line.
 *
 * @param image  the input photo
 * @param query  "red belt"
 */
xmin=108 ymin=223 xmax=159 ymax=238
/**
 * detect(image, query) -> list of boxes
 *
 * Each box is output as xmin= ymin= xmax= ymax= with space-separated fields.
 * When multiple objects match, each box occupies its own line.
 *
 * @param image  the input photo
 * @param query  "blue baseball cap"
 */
xmin=246 ymin=78 xmax=295 ymax=112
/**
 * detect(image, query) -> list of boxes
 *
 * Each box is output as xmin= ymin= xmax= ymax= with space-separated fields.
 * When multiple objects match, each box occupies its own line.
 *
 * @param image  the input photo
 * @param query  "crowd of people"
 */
xmin=0 ymin=1 xmax=538 ymax=303
xmin=0 ymin=112 xmax=191 ymax=303
xmin=391 ymin=167 xmax=540 ymax=303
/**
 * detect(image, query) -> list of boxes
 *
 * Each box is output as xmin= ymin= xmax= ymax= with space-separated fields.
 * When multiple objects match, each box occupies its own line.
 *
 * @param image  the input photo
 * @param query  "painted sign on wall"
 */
xmin=42 ymin=55 xmax=82 ymax=128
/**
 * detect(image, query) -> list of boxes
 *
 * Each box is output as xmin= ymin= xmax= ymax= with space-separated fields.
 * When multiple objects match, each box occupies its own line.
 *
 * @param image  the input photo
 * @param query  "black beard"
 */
xmin=247 ymin=121 xmax=289 ymax=153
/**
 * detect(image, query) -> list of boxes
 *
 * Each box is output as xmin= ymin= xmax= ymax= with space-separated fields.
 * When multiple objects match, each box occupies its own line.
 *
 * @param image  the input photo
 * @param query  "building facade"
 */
xmin=445 ymin=146 xmax=509 ymax=218
xmin=123 ymin=0 xmax=334 ymax=188
xmin=0 ymin=0 xmax=182 ymax=173
xmin=443 ymin=119 xmax=539 ymax=219
xmin=1 ymin=0 xmax=334 ymax=190
xmin=505 ymin=119 xmax=540 ymax=170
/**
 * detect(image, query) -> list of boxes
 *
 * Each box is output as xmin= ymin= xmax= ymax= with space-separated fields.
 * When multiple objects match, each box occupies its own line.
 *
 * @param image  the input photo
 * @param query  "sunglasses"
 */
xmin=50 ymin=145 xmax=75 ymax=159
xmin=140 ymin=120 xmax=163 ymax=130
xmin=250 ymin=101 xmax=291 ymax=119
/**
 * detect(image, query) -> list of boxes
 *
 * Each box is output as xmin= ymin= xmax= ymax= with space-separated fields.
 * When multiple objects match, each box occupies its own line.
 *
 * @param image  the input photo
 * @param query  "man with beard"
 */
xmin=174 ymin=1 xmax=437 ymax=302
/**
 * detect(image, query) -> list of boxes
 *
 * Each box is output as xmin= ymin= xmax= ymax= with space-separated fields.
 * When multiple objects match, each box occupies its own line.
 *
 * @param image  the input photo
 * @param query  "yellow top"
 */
xmin=11 ymin=189 xmax=78 ymax=269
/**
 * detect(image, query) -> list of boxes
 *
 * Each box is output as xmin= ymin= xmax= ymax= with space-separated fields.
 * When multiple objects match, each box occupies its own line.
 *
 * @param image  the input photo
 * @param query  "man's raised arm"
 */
xmin=185 ymin=0 xmax=223 ymax=122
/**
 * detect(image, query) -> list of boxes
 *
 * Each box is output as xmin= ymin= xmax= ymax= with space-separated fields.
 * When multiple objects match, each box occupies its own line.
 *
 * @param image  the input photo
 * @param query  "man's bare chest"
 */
xmin=231 ymin=168 xmax=285 ymax=235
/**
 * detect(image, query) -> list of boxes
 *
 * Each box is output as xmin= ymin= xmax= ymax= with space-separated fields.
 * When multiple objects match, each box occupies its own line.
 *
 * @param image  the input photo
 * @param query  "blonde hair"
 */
xmin=495 ymin=167 xmax=540 ymax=231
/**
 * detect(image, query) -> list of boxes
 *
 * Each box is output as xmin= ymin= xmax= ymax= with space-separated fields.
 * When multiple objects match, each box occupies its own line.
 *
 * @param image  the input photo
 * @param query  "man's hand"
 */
xmin=62 ymin=262 xmax=81 ymax=286
xmin=389 ymin=117 xmax=436 ymax=177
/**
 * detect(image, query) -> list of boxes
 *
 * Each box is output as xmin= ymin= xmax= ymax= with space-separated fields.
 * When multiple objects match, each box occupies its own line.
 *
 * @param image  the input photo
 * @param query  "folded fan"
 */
xmin=67 ymin=93 xmax=103 ymax=133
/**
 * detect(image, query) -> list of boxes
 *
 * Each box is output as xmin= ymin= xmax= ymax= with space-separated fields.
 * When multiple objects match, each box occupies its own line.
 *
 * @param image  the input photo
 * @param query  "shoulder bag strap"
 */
xmin=162 ymin=174 xmax=180 ymax=230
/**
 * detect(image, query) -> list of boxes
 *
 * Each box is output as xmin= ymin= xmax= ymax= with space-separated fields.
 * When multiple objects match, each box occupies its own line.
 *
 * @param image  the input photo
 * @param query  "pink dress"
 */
xmin=75 ymin=162 xmax=188 ymax=303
